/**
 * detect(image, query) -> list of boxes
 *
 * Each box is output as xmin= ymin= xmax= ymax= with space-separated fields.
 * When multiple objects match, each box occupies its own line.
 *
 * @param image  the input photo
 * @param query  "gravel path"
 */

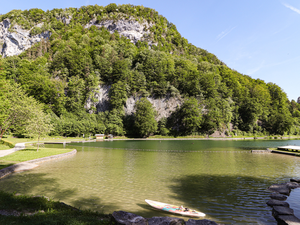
xmin=0 ymin=143 xmax=26 ymax=157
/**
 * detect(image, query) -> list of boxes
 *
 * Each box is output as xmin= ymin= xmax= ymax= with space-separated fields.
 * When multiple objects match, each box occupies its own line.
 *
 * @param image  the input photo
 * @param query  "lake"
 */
xmin=1 ymin=139 xmax=300 ymax=224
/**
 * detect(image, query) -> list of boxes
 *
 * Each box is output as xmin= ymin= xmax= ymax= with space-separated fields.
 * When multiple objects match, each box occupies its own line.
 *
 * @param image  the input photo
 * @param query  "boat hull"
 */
xmin=145 ymin=199 xmax=205 ymax=217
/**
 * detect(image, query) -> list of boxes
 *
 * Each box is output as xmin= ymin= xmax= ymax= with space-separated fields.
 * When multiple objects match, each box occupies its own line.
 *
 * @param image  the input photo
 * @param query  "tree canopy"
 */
xmin=0 ymin=4 xmax=297 ymax=138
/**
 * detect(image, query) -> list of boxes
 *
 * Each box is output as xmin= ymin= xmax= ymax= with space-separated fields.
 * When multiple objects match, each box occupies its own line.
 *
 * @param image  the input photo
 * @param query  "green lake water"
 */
xmin=1 ymin=139 xmax=300 ymax=224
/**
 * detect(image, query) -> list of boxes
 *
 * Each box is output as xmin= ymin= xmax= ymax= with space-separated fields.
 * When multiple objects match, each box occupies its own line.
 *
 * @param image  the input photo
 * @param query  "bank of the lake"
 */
xmin=0 ymin=148 xmax=77 ymax=181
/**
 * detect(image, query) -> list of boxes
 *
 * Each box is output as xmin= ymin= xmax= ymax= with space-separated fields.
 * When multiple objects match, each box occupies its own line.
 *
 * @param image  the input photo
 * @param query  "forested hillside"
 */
xmin=1 ymin=3 xmax=300 ymax=138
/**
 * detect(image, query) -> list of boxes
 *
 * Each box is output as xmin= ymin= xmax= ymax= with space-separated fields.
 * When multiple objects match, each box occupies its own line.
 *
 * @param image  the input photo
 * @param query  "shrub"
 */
xmin=0 ymin=140 xmax=14 ymax=148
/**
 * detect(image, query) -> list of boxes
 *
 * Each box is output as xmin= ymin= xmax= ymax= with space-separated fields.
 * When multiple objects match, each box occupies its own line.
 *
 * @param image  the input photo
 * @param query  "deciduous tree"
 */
xmin=134 ymin=98 xmax=157 ymax=137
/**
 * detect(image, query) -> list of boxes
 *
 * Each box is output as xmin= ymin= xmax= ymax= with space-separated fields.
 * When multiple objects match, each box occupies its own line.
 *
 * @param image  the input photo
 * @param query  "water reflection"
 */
xmin=0 ymin=140 xmax=300 ymax=224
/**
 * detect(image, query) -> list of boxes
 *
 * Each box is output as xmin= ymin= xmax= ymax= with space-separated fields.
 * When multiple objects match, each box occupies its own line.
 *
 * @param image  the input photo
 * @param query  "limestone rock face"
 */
xmin=86 ymin=85 xmax=182 ymax=121
xmin=85 ymin=85 xmax=111 ymax=113
xmin=125 ymin=96 xmax=182 ymax=121
xmin=0 ymin=18 xmax=51 ymax=57
xmin=85 ymin=18 xmax=155 ymax=45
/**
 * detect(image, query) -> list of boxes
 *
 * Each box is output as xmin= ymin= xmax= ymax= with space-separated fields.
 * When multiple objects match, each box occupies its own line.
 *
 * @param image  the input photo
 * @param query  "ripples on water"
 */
xmin=1 ymin=139 xmax=300 ymax=224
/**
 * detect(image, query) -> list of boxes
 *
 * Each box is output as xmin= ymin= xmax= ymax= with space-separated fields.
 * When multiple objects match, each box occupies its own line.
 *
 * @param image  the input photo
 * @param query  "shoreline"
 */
xmin=0 ymin=149 xmax=77 ymax=179
xmin=113 ymin=136 xmax=300 ymax=141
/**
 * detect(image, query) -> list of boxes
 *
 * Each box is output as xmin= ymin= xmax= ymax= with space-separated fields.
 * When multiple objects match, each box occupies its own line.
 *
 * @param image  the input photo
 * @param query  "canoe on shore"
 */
xmin=145 ymin=199 xmax=205 ymax=217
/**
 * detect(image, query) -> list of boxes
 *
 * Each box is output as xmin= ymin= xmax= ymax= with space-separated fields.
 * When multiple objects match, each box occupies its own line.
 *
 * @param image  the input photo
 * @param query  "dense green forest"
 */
xmin=1 ymin=3 xmax=300 ymax=138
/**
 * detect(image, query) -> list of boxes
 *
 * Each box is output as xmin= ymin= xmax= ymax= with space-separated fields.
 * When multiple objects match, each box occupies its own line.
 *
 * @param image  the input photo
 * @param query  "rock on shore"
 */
xmin=267 ymin=180 xmax=300 ymax=224
xmin=112 ymin=211 xmax=223 ymax=225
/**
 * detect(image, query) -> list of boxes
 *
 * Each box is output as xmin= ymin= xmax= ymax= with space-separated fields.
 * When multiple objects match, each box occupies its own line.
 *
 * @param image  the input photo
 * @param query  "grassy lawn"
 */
xmin=0 ymin=144 xmax=10 ymax=150
xmin=0 ymin=191 xmax=111 ymax=224
xmin=0 ymin=148 xmax=73 ymax=163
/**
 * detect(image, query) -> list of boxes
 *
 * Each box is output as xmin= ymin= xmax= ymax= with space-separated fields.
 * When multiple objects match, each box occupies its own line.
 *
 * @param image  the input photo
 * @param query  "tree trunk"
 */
xmin=37 ymin=133 xmax=40 ymax=152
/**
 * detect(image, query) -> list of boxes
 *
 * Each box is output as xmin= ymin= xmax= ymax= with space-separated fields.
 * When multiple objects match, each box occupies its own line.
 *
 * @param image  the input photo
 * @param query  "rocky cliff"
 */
xmin=85 ymin=17 xmax=155 ymax=46
xmin=0 ymin=15 xmax=155 ymax=57
xmin=0 ymin=19 xmax=51 ymax=57
xmin=86 ymin=85 xmax=182 ymax=120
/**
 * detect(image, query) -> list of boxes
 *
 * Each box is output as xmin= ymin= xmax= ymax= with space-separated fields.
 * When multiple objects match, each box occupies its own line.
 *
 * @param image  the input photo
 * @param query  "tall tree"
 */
xmin=0 ymin=82 xmax=44 ymax=140
xmin=25 ymin=106 xmax=53 ymax=151
xmin=134 ymin=98 xmax=157 ymax=137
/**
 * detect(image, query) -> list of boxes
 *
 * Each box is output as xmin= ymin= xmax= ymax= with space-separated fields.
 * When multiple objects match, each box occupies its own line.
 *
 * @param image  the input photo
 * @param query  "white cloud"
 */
xmin=216 ymin=26 xmax=236 ymax=42
xmin=283 ymin=3 xmax=300 ymax=14
xmin=247 ymin=60 xmax=265 ymax=75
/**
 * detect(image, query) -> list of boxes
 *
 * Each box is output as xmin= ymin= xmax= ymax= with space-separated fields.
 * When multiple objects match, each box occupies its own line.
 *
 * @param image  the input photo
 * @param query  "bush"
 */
xmin=0 ymin=140 xmax=14 ymax=148
xmin=30 ymin=26 xmax=42 ymax=36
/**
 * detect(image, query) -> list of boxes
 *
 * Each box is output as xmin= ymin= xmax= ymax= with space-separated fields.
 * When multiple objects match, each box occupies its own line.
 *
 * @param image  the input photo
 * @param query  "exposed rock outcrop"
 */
xmin=85 ymin=85 xmax=111 ymax=113
xmin=85 ymin=18 xmax=156 ymax=46
xmin=86 ymin=85 xmax=183 ymax=121
xmin=56 ymin=15 xmax=72 ymax=25
xmin=125 ymin=96 xmax=182 ymax=121
xmin=0 ymin=19 xmax=51 ymax=57
xmin=0 ymin=15 xmax=153 ymax=57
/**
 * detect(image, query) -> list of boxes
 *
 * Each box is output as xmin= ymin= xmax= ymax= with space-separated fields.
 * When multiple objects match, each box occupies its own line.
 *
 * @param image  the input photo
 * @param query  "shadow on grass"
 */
xmin=0 ymin=173 xmax=114 ymax=224
xmin=0 ymin=191 xmax=111 ymax=224
xmin=0 ymin=162 xmax=15 ymax=170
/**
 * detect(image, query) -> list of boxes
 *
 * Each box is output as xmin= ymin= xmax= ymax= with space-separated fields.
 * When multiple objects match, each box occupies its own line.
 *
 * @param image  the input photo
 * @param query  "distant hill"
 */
xmin=0 ymin=4 xmax=299 ymax=137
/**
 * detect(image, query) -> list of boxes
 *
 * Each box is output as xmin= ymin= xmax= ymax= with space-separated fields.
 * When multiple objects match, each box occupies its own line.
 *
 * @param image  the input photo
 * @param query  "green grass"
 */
xmin=0 ymin=191 xmax=111 ymax=224
xmin=0 ymin=144 xmax=10 ymax=150
xmin=0 ymin=148 xmax=73 ymax=163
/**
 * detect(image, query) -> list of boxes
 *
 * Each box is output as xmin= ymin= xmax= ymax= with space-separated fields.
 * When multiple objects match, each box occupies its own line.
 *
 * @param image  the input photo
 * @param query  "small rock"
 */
xmin=286 ymin=182 xmax=299 ymax=189
xmin=270 ymin=193 xmax=287 ymax=201
xmin=147 ymin=217 xmax=185 ymax=225
xmin=290 ymin=178 xmax=300 ymax=183
xmin=186 ymin=219 xmax=220 ymax=225
xmin=266 ymin=199 xmax=289 ymax=207
xmin=272 ymin=206 xmax=294 ymax=218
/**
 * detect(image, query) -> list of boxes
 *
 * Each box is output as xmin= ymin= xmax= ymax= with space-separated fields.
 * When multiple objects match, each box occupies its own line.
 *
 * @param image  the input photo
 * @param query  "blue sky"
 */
xmin=1 ymin=0 xmax=300 ymax=101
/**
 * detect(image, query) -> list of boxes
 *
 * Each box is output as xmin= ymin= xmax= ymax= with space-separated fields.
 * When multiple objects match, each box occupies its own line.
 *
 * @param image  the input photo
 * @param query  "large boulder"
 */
xmin=112 ymin=211 xmax=222 ymax=225
xmin=186 ymin=219 xmax=220 ymax=225
xmin=272 ymin=206 xmax=294 ymax=218
xmin=270 ymin=193 xmax=287 ymax=201
xmin=112 ymin=211 xmax=147 ymax=225
xmin=266 ymin=199 xmax=289 ymax=207
xmin=268 ymin=183 xmax=291 ymax=195
xmin=147 ymin=217 xmax=185 ymax=225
